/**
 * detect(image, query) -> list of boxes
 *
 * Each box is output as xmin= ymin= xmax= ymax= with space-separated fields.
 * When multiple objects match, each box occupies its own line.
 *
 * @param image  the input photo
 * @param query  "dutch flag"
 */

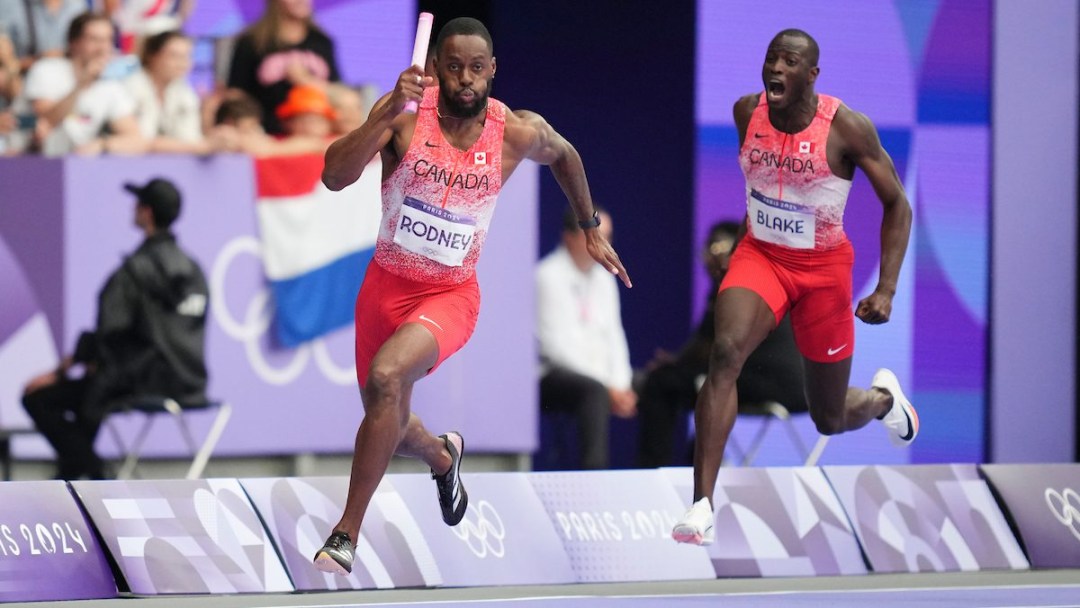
xmin=254 ymin=153 xmax=382 ymax=346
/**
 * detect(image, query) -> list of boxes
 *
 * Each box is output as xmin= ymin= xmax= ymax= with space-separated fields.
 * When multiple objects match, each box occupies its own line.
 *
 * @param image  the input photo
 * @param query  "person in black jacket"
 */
xmin=21 ymin=177 xmax=208 ymax=480
xmin=637 ymin=220 xmax=808 ymax=468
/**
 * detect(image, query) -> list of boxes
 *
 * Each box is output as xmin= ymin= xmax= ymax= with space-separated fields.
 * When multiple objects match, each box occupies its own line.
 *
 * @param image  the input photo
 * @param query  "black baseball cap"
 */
xmin=124 ymin=178 xmax=182 ymax=228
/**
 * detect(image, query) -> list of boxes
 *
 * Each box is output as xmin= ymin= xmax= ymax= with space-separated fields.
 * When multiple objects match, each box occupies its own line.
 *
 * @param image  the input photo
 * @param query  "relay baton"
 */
xmin=403 ymin=12 xmax=434 ymax=114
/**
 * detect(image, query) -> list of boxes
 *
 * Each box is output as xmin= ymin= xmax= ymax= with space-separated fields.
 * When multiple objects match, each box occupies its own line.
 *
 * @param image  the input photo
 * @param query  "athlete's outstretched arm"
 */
xmin=837 ymin=107 xmax=912 ymax=324
xmin=514 ymin=109 xmax=632 ymax=288
xmin=322 ymin=66 xmax=430 ymax=191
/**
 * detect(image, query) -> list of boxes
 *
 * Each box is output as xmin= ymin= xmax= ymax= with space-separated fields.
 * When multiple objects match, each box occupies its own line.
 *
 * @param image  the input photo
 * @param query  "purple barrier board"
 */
xmin=823 ymin=464 xmax=1028 ymax=573
xmin=392 ymin=472 xmax=576 ymax=586
xmin=527 ymin=470 xmax=715 ymax=583
xmin=70 ymin=479 xmax=292 ymax=594
xmin=980 ymin=463 xmax=1080 ymax=568
xmin=0 ymin=481 xmax=116 ymax=602
xmin=0 ymin=156 xmax=539 ymax=459
xmin=663 ymin=467 xmax=867 ymax=577
xmin=239 ymin=476 xmax=440 ymax=590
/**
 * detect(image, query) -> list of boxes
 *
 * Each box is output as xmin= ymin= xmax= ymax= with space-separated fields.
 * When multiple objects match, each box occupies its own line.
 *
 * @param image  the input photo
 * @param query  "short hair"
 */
xmin=435 ymin=17 xmax=493 ymax=57
xmin=140 ymin=30 xmax=188 ymax=67
xmin=772 ymin=28 xmax=819 ymax=66
xmin=214 ymin=94 xmax=263 ymax=125
xmin=66 ymin=12 xmax=112 ymax=47
xmin=706 ymin=220 xmax=742 ymax=245
xmin=562 ymin=205 xmax=606 ymax=232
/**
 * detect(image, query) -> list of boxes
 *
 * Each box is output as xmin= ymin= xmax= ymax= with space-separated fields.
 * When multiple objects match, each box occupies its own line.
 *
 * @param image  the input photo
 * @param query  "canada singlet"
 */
xmin=375 ymin=86 xmax=506 ymax=284
xmin=739 ymin=92 xmax=852 ymax=250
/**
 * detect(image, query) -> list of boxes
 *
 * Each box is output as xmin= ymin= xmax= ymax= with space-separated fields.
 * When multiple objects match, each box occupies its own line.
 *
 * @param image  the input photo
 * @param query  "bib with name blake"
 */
xmin=749 ymin=189 xmax=815 ymax=249
xmin=393 ymin=197 xmax=477 ymax=267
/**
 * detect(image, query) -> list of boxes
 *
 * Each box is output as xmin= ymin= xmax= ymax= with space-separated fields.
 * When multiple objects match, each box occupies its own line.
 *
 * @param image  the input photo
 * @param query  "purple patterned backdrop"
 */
xmin=695 ymin=0 xmax=990 ymax=465
xmin=0 ymin=156 xmax=538 ymax=458
xmin=393 ymin=472 xmax=577 ymax=586
xmin=664 ymin=467 xmax=866 ymax=577
xmin=980 ymin=464 xmax=1080 ymax=568
xmin=71 ymin=478 xmax=292 ymax=595
xmin=824 ymin=464 xmax=1028 ymax=573
xmin=0 ymin=481 xmax=116 ymax=602
xmin=240 ymin=476 xmax=440 ymax=590
xmin=528 ymin=470 xmax=716 ymax=582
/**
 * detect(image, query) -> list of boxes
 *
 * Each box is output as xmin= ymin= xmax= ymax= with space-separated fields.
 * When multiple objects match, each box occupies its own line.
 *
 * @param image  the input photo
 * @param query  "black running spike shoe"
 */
xmin=313 ymin=531 xmax=354 ymax=575
xmin=432 ymin=431 xmax=469 ymax=526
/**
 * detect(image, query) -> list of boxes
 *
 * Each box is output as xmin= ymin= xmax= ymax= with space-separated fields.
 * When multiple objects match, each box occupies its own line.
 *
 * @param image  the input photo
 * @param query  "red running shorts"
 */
xmin=354 ymin=260 xmax=480 ymax=388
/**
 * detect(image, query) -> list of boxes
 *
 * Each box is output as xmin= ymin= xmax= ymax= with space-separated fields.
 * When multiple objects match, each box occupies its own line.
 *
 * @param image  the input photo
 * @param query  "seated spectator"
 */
xmin=124 ymin=30 xmax=215 ymax=154
xmin=97 ymin=0 xmax=194 ymax=54
xmin=0 ymin=0 xmax=86 ymax=73
xmin=211 ymin=85 xmax=334 ymax=157
xmin=537 ymin=206 xmax=636 ymax=470
xmin=23 ymin=11 xmax=145 ymax=156
xmin=226 ymin=0 xmax=340 ymax=135
xmin=0 ymin=53 xmax=22 ymax=154
xmin=21 ymin=178 xmax=209 ymax=480
xmin=636 ymin=220 xmax=808 ymax=468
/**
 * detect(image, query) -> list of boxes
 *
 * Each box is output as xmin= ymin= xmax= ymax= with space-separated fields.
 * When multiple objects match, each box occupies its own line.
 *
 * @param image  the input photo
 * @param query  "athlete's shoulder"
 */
xmin=733 ymin=93 xmax=762 ymax=125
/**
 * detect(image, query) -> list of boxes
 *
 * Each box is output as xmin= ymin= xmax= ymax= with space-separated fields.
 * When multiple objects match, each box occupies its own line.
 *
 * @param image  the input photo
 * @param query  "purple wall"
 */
xmin=991 ymin=0 xmax=1078 ymax=462
xmin=1 ymin=156 xmax=538 ymax=458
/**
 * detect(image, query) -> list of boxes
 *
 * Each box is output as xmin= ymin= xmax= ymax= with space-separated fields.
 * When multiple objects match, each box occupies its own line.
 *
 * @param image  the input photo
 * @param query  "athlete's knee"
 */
xmin=809 ymin=408 xmax=845 ymax=435
xmin=365 ymin=363 xmax=409 ymax=406
xmin=707 ymin=333 xmax=744 ymax=377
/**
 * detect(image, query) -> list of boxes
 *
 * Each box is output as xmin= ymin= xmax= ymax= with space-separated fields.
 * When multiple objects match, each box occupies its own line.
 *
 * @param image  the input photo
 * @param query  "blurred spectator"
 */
xmin=124 ymin=30 xmax=216 ymax=154
xmin=0 ymin=0 xmax=86 ymax=73
xmin=21 ymin=178 xmax=208 ymax=480
xmin=96 ymin=0 xmax=195 ymax=54
xmin=636 ymin=220 xmax=808 ymax=468
xmin=226 ymin=0 xmax=340 ymax=135
xmin=536 ymin=207 xmax=636 ymax=470
xmin=210 ymin=85 xmax=332 ymax=157
xmin=0 ymin=51 xmax=22 ymax=154
xmin=24 ymin=11 xmax=145 ymax=156
xmin=325 ymin=82 xmax=368 ymax=136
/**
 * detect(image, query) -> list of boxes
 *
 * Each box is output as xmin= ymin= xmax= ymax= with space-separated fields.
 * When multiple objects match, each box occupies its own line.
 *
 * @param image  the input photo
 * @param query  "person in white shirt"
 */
xmin=23 ymin=12 xmax=144 ymax=156
xmin=536 ymin=207 xmax=637 ymax=469
xmin=123 ymin=30 xmax=212 ymax=154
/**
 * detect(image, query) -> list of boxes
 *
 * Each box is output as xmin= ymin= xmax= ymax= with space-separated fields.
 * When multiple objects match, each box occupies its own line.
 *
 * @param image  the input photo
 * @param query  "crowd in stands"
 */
xmin=0 ymin=0 xmax=376 ymax=158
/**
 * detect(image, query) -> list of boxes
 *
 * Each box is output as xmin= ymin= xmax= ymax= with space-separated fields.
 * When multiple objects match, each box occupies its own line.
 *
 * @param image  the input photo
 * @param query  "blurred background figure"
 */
xmin=209 ymin=85 xmax=333 ymax=157
xmin=536 ymin=207 xmax=636 ymax=470
xmin=20 ymin=178 xmax=208 ymax=481
xmin=226 ymin=0 xmax=340 ymax=135
xmin=0 ymin=0 xmax=86 ymax=73
xmin=325 ymin=81 xmax=376 ymax=137
xmin=23 ymin=11 xmax=145 ymax=156
xmin=124 ymin=30 xmax=216 ymax=154
xmin=636 ymin=220 xmax=808 ymax=468
xmin=96 ymin=0 xmax=195 ymax=54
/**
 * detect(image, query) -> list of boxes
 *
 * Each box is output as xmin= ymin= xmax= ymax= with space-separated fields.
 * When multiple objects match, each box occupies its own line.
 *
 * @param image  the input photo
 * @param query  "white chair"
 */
xmin=105 ymin=397 xmax=231 ymax=480
xmin=726 ymin=401 xmax=830 ymax=467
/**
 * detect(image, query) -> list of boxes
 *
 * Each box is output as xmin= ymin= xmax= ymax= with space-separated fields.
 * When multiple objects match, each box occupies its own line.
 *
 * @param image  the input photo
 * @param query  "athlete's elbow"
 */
xmin=321 ymin=166 xmax=355 ymax=191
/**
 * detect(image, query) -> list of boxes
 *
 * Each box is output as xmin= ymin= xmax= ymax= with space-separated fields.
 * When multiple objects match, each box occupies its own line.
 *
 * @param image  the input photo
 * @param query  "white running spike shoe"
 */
xmin=672 ymin=497 xmax=715 ymax=546
xmin=873 ymin=368 xmax=920 ymax=446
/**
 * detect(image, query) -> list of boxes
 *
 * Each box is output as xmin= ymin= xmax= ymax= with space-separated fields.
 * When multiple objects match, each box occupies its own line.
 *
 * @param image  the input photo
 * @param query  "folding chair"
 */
xmin=106 ymin=397 xmax=232 ymax=480
xmin=726 ymin=401 xmax=830 ymax=467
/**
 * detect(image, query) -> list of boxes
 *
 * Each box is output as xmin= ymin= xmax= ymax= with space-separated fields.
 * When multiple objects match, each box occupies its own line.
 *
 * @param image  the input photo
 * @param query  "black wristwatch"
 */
xmin=578 ymin=210 xmax=601 ymax=230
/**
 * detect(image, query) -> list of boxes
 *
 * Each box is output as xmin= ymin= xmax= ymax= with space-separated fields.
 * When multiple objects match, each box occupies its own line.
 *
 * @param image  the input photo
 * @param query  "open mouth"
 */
xmin=767 ymin=80 xmax=786 ymax=102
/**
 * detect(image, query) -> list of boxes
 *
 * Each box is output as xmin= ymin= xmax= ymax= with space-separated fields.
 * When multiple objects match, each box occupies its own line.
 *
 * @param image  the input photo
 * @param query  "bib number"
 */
xmin=748 ymin=189 xmax=815 ymax=249
xmin=393 ymin=197 xmax=477 ymax=266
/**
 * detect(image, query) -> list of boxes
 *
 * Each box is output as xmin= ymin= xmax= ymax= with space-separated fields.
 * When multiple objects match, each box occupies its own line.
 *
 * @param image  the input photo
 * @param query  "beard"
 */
xmin=440 ymin=82 xmax=491 ymax=118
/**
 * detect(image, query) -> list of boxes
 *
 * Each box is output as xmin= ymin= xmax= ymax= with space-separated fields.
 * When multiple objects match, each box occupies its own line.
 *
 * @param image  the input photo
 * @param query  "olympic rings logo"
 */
xmin=451 ymin=500 xmax=506 ymax=558
xmin=1044 ymin=487 xmax=1080 ymax=543
xmin=210 ymin=236 xmax=355 ymax=386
